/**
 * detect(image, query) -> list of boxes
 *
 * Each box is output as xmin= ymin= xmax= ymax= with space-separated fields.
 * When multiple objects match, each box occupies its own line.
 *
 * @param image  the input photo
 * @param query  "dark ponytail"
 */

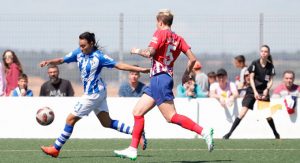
xmin=79 ymin=32 xmax=99 ymax=51
xmin=261 ymin=44 xmax=272 ymax=64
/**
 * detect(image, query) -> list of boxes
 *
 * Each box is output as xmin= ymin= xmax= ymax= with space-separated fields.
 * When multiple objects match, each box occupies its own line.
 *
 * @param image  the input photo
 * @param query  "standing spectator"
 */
xmin=223 ymin=45 xmax=280 ymax=139
xmin=0 ymin=61 xmax=5 ymax=96
xmin=2 ymin=50 xmax=23 ymax=96
xmin=40 ymin=65 xmax=74 ymax=96
xmin=118 ymin=66 xmax=146 ymax=97
xmin=272 ymin=70 xmax=300 ymax=98
xmin=207 ymin=71 xmax=217 ymax=95
xmin=209 ymin=68 xmax=239 ymax=108
xmin=11 ymin=73 xmax=33 ymax=97
xmin=176 ymin=75 xmax=207 ymax=98
xmin=193 ymin=60 xmax=209 ymax=94
xmin=238 ymin=70 xmax=251 ymax=97
xmin=233 ymin=55 xmax=248 ymax=90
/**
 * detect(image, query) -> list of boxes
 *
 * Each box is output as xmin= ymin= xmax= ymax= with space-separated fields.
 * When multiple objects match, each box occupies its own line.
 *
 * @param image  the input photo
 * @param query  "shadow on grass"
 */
xmin=59 ymin=154 xmax=153 ymax=159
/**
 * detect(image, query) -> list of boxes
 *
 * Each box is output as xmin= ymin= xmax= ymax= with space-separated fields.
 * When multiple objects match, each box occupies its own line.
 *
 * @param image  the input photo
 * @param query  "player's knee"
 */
xmin=164 ymin=114 xmax=174 ymax=123
xmin=66 ymin=116 xmax=80 ymax=126
xmin=166 ymin=118 xmax=172 ymax=123
xmin=132 ymin=108 xmax=143 ymax=116
xmin=99 ymin=118 xmax=111 ymax=128
xmin=102 ymin=123 xmax=110 ymax=128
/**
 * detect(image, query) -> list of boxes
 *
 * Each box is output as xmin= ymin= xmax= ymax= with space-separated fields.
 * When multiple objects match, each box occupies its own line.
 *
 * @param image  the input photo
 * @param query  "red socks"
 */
xmin=130 ymin=114 xmax=202 ymax=148
xmin=130 ymin=116 xmax=144 ymax=148
xmin=171 ymin=114 xmax=203 ymax=135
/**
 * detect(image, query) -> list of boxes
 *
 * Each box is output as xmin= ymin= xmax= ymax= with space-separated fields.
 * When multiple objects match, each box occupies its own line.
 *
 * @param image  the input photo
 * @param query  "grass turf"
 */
xmin=0 ymin=139 xmax=298 ymax=163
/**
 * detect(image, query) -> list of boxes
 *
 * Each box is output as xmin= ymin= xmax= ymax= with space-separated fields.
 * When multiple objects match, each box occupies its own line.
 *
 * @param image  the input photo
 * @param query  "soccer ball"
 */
xmin=36 ymin=107 xmax=55 ymax=126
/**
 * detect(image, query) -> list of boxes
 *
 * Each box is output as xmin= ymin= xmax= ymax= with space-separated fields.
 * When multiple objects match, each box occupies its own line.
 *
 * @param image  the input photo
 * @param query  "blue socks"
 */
xmin=54 ymin=124 xmax=74 ymax=150
xmin=110 ymin=120 xmax=133 ymax=134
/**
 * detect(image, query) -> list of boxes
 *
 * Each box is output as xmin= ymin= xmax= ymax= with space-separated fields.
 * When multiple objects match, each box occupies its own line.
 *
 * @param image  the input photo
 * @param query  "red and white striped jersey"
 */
xmin=148 ymin=29 xmax=190 ymax=77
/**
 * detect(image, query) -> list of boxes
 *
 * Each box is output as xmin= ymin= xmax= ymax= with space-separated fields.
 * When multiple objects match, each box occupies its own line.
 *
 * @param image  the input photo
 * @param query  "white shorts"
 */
xmin=72 ymin=90 xmax=108 ymax=117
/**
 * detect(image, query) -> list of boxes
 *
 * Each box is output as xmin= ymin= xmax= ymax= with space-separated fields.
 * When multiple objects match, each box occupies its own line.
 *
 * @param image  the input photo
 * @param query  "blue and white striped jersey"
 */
xmin=63 ymin=48 xmax=116 ymax=95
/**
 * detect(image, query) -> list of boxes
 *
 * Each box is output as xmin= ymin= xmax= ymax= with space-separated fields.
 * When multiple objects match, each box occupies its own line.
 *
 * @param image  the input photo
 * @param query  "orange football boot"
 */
xmin=41 ymin=146 xmax=60 ymax=158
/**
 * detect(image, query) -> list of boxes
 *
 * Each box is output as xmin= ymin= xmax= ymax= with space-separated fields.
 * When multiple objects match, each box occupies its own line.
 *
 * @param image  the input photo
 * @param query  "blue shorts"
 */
xmin=144 ymin=73 xmax=174 ymax=106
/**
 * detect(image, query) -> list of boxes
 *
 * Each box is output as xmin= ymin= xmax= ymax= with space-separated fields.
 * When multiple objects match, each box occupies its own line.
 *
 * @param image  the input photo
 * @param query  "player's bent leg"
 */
xmin=132 ymin=94 xmax=156 ymax=116
xmin=97 ymin=111 xmax=112 ymax=128
xmin=114 ymin=115 xmax=143 ymax=160
xmin=97 ymin=112 xmax=133 ymax=135
xmin=157 ymin=100 xmax=177 ymax=122
xmin=97 ymin=111 xmax=148 ymax=150
xmin=131 ymin=94 xmax=154 ymax=150
xmin=158 ymin=101 xmax=214 ymax=152
xmin=41 ymin=114 xmax=80 ymax=158
xmin=114 ymin=94 xmax=154 ymax=159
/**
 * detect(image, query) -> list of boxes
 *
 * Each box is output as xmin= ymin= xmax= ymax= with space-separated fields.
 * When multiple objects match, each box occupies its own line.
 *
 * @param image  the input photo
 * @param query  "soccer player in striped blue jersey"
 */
xmin=40 ymin=32 xmax=149 ymax=158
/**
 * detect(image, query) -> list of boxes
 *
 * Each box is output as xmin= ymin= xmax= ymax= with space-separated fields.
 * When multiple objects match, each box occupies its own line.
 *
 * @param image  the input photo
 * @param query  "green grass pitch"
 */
xmin=0 ymin=139 xmax=299 ymax=163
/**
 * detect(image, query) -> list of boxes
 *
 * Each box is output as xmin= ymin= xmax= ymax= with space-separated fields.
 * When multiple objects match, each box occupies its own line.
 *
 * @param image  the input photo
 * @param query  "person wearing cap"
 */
xmin=2 ymin=50 xmax=23 ymax=96
xmin=193 ymin=60 xmax=209 ymax=95
xmin=209 ymin=68 xmax=239 ymax=108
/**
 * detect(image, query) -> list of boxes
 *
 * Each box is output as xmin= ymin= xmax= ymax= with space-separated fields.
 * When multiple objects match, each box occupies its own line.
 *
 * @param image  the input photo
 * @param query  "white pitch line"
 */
xmin=0 ymin=148 xmax=299 ymax=152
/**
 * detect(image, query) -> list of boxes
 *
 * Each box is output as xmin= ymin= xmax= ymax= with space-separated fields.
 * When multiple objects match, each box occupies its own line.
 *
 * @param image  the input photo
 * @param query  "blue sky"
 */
xmin=0 ymin=0 xmax=299 ymax=53
xmin=1 ymin=0 xmax=300 ymax=15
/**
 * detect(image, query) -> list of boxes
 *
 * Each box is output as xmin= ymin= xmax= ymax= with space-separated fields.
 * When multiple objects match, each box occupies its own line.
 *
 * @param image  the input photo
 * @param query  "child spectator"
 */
xmin=177 ymin=75 xmax=207 ymax=98
xmin=210 ymin=68 xmax=238 ymax=108
xmin=207 ymin=71 xmax=217 ymax=96
xmin=11 ymin=73 xmax=33 ymax=96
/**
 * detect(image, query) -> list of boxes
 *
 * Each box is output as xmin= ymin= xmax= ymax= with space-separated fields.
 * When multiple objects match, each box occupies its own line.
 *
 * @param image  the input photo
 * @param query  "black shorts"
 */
xmin=242 ymin=93 xmax=256 ymax=110
xmin=242 ymin=92 xmax=270 ymax=110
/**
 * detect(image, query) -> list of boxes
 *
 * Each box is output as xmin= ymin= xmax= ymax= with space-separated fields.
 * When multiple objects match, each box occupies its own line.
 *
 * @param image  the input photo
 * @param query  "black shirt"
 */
xmin=39 ymin=78 xmax=74 ymax=96
xmin=247 ymin=59 xmax=275 ymax=93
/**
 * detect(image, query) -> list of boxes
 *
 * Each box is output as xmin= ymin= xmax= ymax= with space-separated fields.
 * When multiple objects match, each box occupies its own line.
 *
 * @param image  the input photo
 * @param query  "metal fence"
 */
xmin=0 ymin=14 xmax=300 ymax=91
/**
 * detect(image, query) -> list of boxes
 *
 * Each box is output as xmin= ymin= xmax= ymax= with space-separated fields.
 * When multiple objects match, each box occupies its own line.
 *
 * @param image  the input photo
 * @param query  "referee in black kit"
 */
xmin=223 ymin=45 xmax=280 ymax=139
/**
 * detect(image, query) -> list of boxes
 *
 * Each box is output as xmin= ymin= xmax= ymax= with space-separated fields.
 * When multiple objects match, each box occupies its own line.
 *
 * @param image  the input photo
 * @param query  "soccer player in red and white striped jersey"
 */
xmin=114 ymin=9 xmax=214 ymax=160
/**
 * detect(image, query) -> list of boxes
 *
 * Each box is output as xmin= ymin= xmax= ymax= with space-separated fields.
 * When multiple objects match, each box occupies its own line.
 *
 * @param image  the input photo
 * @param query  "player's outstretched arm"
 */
xmin=115 ymin=62 xmax=150 ymax=73
xmin=40 ymin=58 xmax=64 ymax=67
xmin=130 ymin=47 xmax=156 ymax=58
